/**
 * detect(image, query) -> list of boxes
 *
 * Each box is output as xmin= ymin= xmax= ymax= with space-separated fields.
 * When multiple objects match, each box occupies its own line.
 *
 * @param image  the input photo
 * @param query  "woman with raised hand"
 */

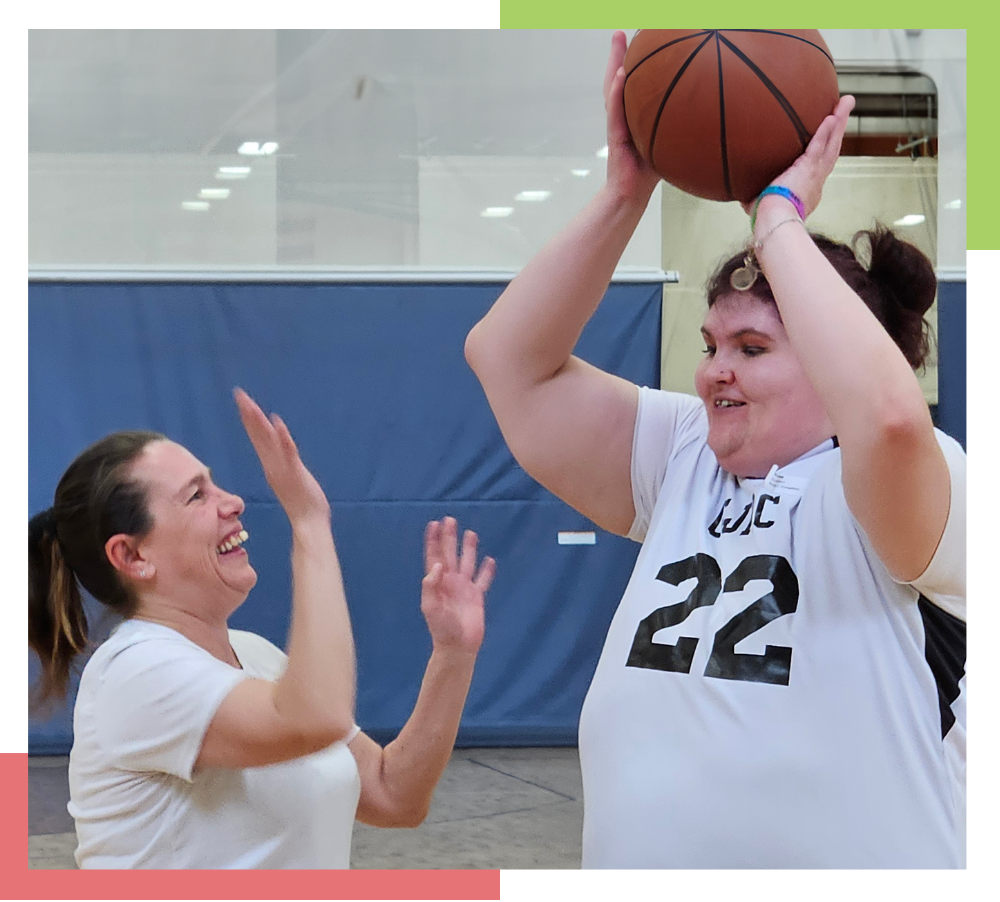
xmin=28 ymin=388 xmax=495 ymax=869
xmin=465 ymin=30 xmax=964 ymax=868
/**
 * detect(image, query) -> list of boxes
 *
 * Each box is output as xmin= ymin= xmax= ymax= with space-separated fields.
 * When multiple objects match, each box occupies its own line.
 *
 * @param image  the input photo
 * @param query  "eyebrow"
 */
xmin=176 ymin=468 xmax=212 ymax=501
xmin=700 ymin=327 xmax=772 ymax=341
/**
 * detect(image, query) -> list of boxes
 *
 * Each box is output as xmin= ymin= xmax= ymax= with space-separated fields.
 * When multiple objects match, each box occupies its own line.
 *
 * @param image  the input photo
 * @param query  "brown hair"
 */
xmin=28 ymin=431 xmax=164 ymax=707
xmin=706 ymin=224 xmax=937 ymax=369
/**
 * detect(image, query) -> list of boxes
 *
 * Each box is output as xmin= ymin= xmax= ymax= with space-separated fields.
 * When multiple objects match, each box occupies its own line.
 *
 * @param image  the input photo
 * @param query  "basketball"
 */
xmin=623 ymin=30 xmax=840 ymax=203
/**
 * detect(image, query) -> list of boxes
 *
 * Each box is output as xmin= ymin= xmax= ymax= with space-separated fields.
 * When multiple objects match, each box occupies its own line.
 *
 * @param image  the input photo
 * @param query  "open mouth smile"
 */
xmin=217 ymin=529 xmax=249 ymax=555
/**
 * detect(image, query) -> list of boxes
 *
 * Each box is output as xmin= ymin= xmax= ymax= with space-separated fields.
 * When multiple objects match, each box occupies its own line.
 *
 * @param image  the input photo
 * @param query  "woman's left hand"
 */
xmin=744 ymin=94 xmax=856 ymax=218
xmin=420 ymin=518 xmax=495 ymax=656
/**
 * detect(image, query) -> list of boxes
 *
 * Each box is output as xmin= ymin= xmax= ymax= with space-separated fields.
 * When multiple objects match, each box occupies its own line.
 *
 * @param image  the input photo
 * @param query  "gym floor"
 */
xmin=28 ymin=747 xmax=584 ymax=869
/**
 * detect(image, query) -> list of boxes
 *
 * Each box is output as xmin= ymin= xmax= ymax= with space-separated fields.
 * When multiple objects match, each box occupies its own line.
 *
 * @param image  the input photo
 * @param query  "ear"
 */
xmin=105 ymin=534 xmax=155 ymax=581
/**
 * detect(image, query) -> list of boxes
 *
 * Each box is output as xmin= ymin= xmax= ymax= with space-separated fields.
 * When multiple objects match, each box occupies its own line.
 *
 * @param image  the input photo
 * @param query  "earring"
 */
xmin=139 ymin=568 xmax=146 ymax=578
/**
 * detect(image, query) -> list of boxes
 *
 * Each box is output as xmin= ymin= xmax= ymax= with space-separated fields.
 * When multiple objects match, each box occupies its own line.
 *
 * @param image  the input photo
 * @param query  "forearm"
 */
xmin=370 ymin=646 xmax=477 ymax=823
xmin=273 ymin=515 xmax=356 ymax=735
xmin=755 ymin=200 xmax=932 ymax=444
xmin=466 ymin=182 xmax=655 ymax=386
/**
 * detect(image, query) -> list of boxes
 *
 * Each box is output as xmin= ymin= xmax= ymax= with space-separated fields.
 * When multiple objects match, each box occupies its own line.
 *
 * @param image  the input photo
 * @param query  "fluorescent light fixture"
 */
xmin=238 ymin=141 xmax=279 ymax=156
xmin=217 ymin=166 xmax=251 ymax=180
xmin=893 ymin=214 xmax=926 ymax=227
xmin=945 ymin=199 xmax=962 ymax=210
xmin=181 ymin=201 xmax=210 ymax=211
xmin=515 ymin=190 xmax=552 ymax=202
xmin=596 ymin=146 xmax=609 ymax=159
xmin=198 ymin=188 xmax=231 ymax=200
xmin=571 ymin=169 xmax=591 ymax=177
xmin=481 ymin=207 xmax=514 ymax=218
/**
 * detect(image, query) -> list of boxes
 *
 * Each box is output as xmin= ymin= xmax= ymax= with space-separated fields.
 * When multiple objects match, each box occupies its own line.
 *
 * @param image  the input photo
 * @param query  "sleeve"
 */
xmin=627 ymin=387 xmax=706 ymax=543
xmin=905 ymin=432 xmax=966 ymax=621
xmin=92 ymin=637 xmax=248 ymax=781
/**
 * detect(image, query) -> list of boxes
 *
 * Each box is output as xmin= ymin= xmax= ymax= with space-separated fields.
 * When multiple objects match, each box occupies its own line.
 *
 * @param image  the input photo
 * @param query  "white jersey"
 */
xmin=68 ymin=620 xmax=361 ymax=869
xmin=578 ymin=387 xmax=966 ymax=869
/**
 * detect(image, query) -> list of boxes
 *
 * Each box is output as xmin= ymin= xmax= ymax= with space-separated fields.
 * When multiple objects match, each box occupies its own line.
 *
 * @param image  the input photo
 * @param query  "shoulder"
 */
xmin=229 ymin=629 xmax=288 ymax=681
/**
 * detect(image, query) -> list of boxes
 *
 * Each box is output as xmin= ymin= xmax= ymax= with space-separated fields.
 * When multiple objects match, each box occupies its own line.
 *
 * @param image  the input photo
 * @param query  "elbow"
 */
xmin=464 ymin=321 xmax=486 ymax=376
xmin=389 ymin=800 xmax=430 ymax=829
xmin=871 ymin=394 xmax=933 ymax=448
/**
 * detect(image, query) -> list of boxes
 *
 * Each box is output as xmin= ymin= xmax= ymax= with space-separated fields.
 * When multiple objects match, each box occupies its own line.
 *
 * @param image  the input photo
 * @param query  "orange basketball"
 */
xmin=623 ymin=29 xmax=840 ymax=203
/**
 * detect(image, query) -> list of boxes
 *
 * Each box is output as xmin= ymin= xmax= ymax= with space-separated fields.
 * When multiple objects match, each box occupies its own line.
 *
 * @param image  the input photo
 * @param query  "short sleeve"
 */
xmin=906 ymin=432 xmax=966 ymax=621
xmin=92 ymin=636 xmax=247 ymax=781
xmin=627 ymin=387 xmax=706 ymax=543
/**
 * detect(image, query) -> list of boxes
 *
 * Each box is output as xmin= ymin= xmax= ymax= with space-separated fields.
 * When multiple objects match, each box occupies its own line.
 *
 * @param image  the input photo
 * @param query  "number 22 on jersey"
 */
xmin=626 ymin=553 xmax=799 ymax=686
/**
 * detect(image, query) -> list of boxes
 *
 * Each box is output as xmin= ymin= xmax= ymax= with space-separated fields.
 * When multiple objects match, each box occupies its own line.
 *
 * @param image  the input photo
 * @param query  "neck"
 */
xmin=133 ymin=599 xmax=241 ymax=667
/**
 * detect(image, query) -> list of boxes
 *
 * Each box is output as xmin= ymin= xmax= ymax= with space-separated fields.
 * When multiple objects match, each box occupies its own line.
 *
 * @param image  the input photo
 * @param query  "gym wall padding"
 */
xmin=934 ymin=280 xmax=966 ymax=449
xmin=28 ymin=281 xmax=662 ymax=754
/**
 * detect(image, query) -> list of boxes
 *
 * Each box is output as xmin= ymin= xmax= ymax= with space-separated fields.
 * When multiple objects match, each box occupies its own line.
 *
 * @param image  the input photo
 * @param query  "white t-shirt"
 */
xmin=578 ymin=387 xmax=966 ymax=869
xmin=68 ymin=620 xmax=361 ymax=869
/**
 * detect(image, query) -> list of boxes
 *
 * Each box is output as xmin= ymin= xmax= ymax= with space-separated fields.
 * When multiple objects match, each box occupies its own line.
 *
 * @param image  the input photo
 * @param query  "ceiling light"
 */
xmin=198 ymin=188 xmax=231 ymax=200
xmin=571 ymin=169 xmax=590 ymax=177
xmin=181 ymin=201 xmax=210 ymax=212
xmin=481 ymin=207 xmax=514 ymax=218
xmin=893 ymin=214 xmax=925 ymax=227
xmin=945 ymin=199 xmax=962 ymax=210
xmin=261 ymin=142 xmax=279 ymax=155
xmin=596 ymin=146 xmax=609 ymax=159
xmin=238 ymin=141 xmax=279 ymax=156
xmin=515 ymin=190 xmax=552 ymax=202
xmin=217 ymin=166 xmax=251 ymax=180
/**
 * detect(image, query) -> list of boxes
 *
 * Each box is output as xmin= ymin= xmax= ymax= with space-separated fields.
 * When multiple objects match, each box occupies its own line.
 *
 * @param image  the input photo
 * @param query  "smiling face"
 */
xmin=694 ymin=293 xmax=834 ymax=478
xmin=128 ymin=440 xmax=257 ymax=614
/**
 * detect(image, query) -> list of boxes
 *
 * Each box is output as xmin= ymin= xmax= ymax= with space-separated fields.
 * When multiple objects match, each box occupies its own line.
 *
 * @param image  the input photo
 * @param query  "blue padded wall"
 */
xmin=28 ymin=281 xmax=662 ymax=753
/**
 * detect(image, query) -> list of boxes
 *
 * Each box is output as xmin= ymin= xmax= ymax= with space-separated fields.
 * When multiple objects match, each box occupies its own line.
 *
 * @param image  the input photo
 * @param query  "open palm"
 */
xmin=420 ymin=518 xmax=495 ymax=654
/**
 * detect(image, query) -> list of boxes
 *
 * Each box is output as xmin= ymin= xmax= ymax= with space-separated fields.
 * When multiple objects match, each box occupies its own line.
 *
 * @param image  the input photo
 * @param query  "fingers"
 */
xmin=442 ymin=516 xmax=459 ymax=572
xmin=424 ymin=519 xmax=442 ymax=575
xmin=603 ymin=30 xmax=627 ymax=104
xmin=458 ymin=528 xmax=478 ymax=578
xmin=422 ymin=561 xmax=443 ymax=591
xmin=473 ymin=556 xmax=496 ymax=595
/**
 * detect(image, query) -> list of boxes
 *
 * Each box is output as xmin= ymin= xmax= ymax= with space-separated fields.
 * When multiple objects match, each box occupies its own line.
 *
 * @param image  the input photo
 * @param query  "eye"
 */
xmin=742 ymin=345 xmax=766 ymax=357
xmin=188 ymin=489 xmax=203 ymax=503
xmin=702 ymin=345 xmax=716 ymax=356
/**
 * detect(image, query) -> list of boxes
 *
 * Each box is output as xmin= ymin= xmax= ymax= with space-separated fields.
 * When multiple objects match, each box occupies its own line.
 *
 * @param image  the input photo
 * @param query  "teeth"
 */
xmin=217 ymin=529 xmax=249 ymax=554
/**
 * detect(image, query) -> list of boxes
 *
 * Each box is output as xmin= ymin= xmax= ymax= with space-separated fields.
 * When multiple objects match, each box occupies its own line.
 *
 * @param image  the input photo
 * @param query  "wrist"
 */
xmin=752 ymin=194 xmax=802 ymax=239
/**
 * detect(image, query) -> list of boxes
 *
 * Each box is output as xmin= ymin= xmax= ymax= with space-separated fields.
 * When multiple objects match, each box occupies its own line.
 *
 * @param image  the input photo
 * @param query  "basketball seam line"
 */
xmin=715 ymin=33 xmax=733 ymax=201
xmin=712 ymin=29 xmax=836 ymax=67
xmin=646 ymin=32 xmax=715 ymax=165
xmin=624 ymin=30 xmax=711 ymax=78
xmin=718 ymin=33 xmax=814 ymax=147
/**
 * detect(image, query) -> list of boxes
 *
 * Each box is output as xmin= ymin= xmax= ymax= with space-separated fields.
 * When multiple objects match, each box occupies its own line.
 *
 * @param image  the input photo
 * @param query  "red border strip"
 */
xmin=13 ymin=754 xmax=500 ymax=899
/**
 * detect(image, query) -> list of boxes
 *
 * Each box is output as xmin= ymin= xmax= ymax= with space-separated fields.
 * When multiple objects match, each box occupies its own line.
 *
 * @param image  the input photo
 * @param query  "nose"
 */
xmin=707 ymin=353 xmax=736 ymax=385
xmin=219 ymin=489 xmax=245 ymax=519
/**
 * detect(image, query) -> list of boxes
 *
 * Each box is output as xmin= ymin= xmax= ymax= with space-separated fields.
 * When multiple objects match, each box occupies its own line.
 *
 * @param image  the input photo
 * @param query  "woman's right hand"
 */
xmin=233 ymin=388 xmax=331 ymax=525
xmin=604 ymin=30 xmax=661 ymax=201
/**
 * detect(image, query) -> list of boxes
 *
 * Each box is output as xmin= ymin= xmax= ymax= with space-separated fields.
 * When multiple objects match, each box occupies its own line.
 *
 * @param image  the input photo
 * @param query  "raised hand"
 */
xmin=604 ymin=30 xmax=661 ymax=199
xmin=420 ymin=518 xmax=495 ymax=656
xmin=233 ymin=388 xmax=331 ymax=525
xmin=747 ymin=94 xmax=856 ymax=218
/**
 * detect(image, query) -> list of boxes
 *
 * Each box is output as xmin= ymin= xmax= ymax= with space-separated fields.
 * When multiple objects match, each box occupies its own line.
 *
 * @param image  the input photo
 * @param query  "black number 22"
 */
xmin=626 ymin=554 xmax=799 ymax=685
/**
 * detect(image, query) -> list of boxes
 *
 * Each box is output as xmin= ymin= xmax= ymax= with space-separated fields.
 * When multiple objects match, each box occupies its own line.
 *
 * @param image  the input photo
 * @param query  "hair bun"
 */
xmin=858 ymin=224 xmax=937 ymax=317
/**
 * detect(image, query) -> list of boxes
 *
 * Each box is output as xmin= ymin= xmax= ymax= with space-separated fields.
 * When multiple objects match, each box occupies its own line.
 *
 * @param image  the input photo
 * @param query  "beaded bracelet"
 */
xmin=750 ymin=186 xmax=806 ymax=231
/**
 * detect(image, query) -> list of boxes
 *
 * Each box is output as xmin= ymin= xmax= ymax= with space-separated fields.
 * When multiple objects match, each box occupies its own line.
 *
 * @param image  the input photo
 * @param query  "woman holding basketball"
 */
xmin=28 ymin=389 xmax=495 ymax=868
xmin=465 ymin=30 xmax=965 ymax=868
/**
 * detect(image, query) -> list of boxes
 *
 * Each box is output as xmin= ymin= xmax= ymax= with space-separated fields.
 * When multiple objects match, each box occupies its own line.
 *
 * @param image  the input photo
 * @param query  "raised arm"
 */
xmin=464 ymin=31 xmax=661 ymax=536
xmin=349 ymin=517 xmax=495 ymax=827
xmin=196 ymin=389 xmax=356 ymax=769
xmin=753 ymin=98 xmax=951 ymax=581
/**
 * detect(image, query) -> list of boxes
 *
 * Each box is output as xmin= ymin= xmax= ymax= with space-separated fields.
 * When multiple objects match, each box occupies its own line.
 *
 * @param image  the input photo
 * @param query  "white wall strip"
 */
xmin=29 ymin=268 xmax=680 ymax=284
xmin=557 ymin=531 xmax=597 ymax=545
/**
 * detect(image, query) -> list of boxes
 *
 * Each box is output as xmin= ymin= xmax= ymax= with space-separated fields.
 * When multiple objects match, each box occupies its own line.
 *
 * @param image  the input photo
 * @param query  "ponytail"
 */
xmin=28 ymin=430 xmax=164 ymax=707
